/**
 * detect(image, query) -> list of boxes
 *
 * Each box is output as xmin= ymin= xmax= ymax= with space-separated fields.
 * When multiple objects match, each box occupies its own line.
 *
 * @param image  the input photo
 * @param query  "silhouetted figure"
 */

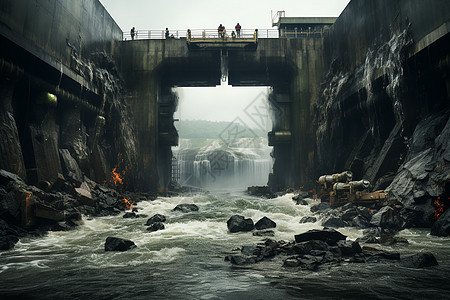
xmin=235 ymin=23 xmax=241 ymax=38
xmin=131 ymin=27 xmax=136 ymax=40
xmin=165 ymin=28 xmax=170 ymax=39
xmin=218 ymin=24 xmax=225 ymax=38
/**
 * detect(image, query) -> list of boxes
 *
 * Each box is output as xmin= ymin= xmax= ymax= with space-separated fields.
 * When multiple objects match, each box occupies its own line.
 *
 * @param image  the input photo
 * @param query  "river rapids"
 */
xmin=1 ymin=191 xmax=449 ymax=299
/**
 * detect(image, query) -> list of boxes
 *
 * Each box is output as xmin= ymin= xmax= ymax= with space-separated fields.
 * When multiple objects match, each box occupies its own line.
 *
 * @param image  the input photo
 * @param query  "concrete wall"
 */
xmin=325 ymin=0 xmax=450 ymax=71
xmin=0 ymin=0 xmax=122 ymax=89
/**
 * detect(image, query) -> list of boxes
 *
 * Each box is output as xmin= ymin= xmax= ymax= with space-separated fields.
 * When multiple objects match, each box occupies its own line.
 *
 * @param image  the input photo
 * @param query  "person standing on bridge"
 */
xmin=131 ymin=27 xmax=136 ymax=40
xmin=218 ymin=24 xmax=225 ymax=38
xmin=235 ymin=23 xmax=241 ymax=38
xmin=165 ymin=28 xmax=170 ymax=39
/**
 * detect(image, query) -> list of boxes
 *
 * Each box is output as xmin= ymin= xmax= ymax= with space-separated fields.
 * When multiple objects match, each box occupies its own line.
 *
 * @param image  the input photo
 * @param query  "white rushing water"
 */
xmin=1 ymin=192 xmax=450 ymax=299
xmin=174 ymin=137 xmax=272 ymax=189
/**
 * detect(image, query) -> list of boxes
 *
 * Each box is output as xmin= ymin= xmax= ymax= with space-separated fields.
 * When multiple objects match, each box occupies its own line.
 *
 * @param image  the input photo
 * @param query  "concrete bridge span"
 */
xmin=118 ymin=36 xmax=326 ymax=191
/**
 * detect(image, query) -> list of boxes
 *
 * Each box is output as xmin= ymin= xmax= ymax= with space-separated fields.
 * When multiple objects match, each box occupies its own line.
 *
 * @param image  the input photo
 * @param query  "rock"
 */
xmin=229 ymin=255 xmax=256 ymax=265
xmin=247 ymin=186 xmax=275 ymax=198
xmin=292 ymin=191 xmax=310 ymax=204
xmin=362 ymin=246 xmax=400 ymax=260
xmin=431 ymin=209 xmax=450 ymax=237
xmin=145 ymin=214 xmax=167 ymax=226
xmin=283 ymin=257 xmax=301 ymax=267
xmin=310 ymin=202 xmax=330 ymax=213
xmin=351 ymin=216 xmax=371 ymax=228
xmin=104 ymin=237 xmax=136 ymax=251
xmin=322 ymin=217 xmax=347 ymax=228
xmin=173 ymin=204 xmax=199 ymax=213
xmin=370 ymin=206 xmax=404 ymax=230
xmin=59 ymin=149 xmax=83 ymax=182
xmin=75 ymin=183 xmax=95 ymax=206
xmin=299 ymin=216 xmax=317 ymax=223
xmin=0 ymin=169 xmax=25 ymax=185
xmin=146 ymin=222 xmax=165 ymax=232
xmin=0 ymin=235 xmax=19 ymax=250
xmin=294 ymin=228 xmax=347 ymax=245
xmin=252 ymin=230 xmax=275 ymax=237
xmin=227 ymin=215 xmax=255 ymax=233
xmin=255 ymin=216 xmax=276 ymax=230
xmin=337 ymin=240 xmax=362 ymax=256
xmin=378 ymin=235 xmax=409 ymax=245
xmin=401 ymin=252 xmax=438 ymax=268
xmin=123 ymin=212 xmax=136 ymax=218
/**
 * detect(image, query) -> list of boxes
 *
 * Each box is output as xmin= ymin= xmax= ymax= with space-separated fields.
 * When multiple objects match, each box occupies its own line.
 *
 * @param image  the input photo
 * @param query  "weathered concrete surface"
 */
xmin=0 ymin=0 xmax=122 ymax=92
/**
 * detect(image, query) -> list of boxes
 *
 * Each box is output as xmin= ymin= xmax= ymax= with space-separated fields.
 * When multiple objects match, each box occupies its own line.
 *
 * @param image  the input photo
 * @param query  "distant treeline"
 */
xmin=176 ymin=120 xmax=267 ymax=139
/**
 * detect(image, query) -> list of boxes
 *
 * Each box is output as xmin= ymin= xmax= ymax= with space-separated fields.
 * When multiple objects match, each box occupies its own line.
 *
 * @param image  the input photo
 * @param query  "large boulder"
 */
xmin=322 ymin=217 xmax=347 ymax=228
xmin=146 ymin=222 xmax=165 ymax=232
xmin=294 ymin=228 xmax=347 ymax=245
xmin=145 ymin=214 xmax=167 ymax=226
xmin=370 ymin=206 xmax=404 ymax=230
xmin=104 ymin=237 xmax=136 ymax=252
xmin=401 ymin=252 xmax=438 ymax=268
xmin=431 ymin=209 xmax=450 ymax=236
xmin=299 ymin=216 xmax=317 ymax=223
xmin=255 ymin=216 xmax=276 ymax=230
xmin=173 ymin=204 xmax=199 ymax=213
xmin=247 ymin=186 xmax=275 ymax=198
xmin=227 ymin=215 xmax=255 ymax=233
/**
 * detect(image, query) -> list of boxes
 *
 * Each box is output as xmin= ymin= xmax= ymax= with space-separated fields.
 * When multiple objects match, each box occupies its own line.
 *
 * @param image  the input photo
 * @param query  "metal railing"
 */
xmin=123 ymin=28 xmax=326 ymax=41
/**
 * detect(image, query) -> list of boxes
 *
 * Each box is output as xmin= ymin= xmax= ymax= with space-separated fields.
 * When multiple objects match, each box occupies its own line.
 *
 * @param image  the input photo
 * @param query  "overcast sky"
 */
xmin=99 ymin=0 xmax=350 ymax=125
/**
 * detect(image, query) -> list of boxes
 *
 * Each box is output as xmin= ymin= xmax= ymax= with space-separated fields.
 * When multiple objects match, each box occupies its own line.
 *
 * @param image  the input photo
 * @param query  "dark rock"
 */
xmin=227 ymin=215 xmax=255 ymax=233
xmin=362 ymin=246 xmax=400 ymax=260
xmin=341 ymin=208 xmax=359 ymax=222
xmin=0 ymin=235 xmax=19 ymax=250
xmin=0 ymin=169 xmax=25 ymax=185
xmin=301 ymin=240 xmax=330 ymax=253
xmin=322 ymin=217 xmax=347 ymax=228
xmin=75 ymin=182 xmax=95 ymax=206
xmin=229 ymin=255 xmax=257 ymax=265
xmin=104 ymin=237 xmax=136 ymax=251
xmin=59 ymin=149 xmax=83 ymax=182
xmin=379 ymin=235 xmax=409 ymax=245
xmin=145 ymin=214 xmax=167 ymax=226
xmin=431 ymin=209 xmax=450 ymax=237
xmin=173 ymin=203 xmax=199 ymax=213
xmin=247 ymin=186 xmax=275 ymax=198
xmin=255 ymin=216 xmax=276 ymax=230
xmin=299 ymin=216 xmax=317 ymax=223
xmin=294 ymin=228 xmax=347 ymax=245
xmin=241 ymin=245 xmax=258 ymax=256
xmin=283 ymin=257 xmax=301 ymax=267
xmin=123 ymin=212 xmax=136 ymax=218
xmin=310 ymin=202 xmax=330 ymax=213
xmin=146 ymin=222 xmax=165 ymax=232
xmin=351 ymin=216 xmax=371 ymax=228
xmin=292 ymin=191 xmax=310 ymax=204
xmin=252 ymin=230 xmax=275 ymax=237
xmin=370 ymin=206 xmax=404 ymax=230
xmin=337 ymin=240 xmax=362 ymax=256
xmin=401 ymin=252 xmax=438 ymax=268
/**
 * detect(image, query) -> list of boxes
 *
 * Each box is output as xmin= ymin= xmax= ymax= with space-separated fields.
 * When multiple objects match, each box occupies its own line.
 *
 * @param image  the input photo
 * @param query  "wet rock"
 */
xmin=378 ymin=235 xmax=409 ymax=245
xmin=229 ymin=255 xmax=257 ymax=265
xmin=362 ymin=246 xmax=400 ymax=261
xmin=253 ymin=230 xmax=275 ymax=237
xmin=294 ymin=228 xmax=347 ymax=245
xmin=104 ymin=237 xmax=136 ymax=251
xmin=0 ymin=219 xmax=19 ymax=250
xmin=247 ymin=186 xmax=275 ymax=198
xmin=75 ymin=182 xmax=95 ymax=206
xmin=351 ymin=216 xmax=371 ymax=228
xmin=123 ymin=212 xmax=136 ymax=218
xmin=370 ymin=206 xmax=404 ymax=230
xmin=227 ymin=215 xmax=255 ymax=233
xmin=310 ymin=202 xmax=330 ymax=213
xmin=173 ymin=203 xmax=199 ymax=213
xmin=0 ymin=169 xmax=25 ymax=185
xmin=59 ymin=149 xmax=83 ymax=182
xmin=145 ymin=214 xmax=167 ymax=226
xmin=322 ymin=217 xmax=347 ymax=228
xmin=400 ymin=252 xmax=438 ymax=268
xmin=431 ymin=209 xmax=450 ymax=237
xmin=337 ymin=240 xmax=362 ymax=256
xmin=146 ymin=222 xmax=165 ymax=232
xmin=283 ymin=257 xmax=302 ymax=267
xmin=255 ymin=216 xmax=276 ymax=230
xmin=299 ymin=216 xmax=317 ymax=223
xmin=292 ymin=191 xmax=310 ymax=204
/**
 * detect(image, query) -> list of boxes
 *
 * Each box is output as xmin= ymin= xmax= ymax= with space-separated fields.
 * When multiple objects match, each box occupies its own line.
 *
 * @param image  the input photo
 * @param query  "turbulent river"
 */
xmin=1 ymin=191 xmax=450 ymax=299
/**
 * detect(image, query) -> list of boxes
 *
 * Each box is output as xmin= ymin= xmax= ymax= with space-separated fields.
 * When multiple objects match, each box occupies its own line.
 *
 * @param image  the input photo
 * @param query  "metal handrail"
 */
xmin=123 ymin=28 xmax=325 ymax=41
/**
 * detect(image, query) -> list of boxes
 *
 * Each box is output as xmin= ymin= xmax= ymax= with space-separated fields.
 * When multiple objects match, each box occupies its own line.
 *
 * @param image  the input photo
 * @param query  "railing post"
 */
xmin=295 ymin=27 xmax=297 ymax=38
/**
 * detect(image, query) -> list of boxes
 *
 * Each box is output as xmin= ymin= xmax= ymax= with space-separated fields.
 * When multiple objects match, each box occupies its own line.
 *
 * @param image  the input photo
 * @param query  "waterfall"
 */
xmin=173 ymin=137 xmax=272 ymax=189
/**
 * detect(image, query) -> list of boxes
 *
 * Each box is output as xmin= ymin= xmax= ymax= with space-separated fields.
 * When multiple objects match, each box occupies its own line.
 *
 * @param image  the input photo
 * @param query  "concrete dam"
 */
xmin=1 ymin=1 xmax=450 ymax=298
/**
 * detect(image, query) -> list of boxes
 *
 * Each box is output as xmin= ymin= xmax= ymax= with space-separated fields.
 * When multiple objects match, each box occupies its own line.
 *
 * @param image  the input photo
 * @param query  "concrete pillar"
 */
xmin=0 ymin=79 xmax=27 ymax=179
